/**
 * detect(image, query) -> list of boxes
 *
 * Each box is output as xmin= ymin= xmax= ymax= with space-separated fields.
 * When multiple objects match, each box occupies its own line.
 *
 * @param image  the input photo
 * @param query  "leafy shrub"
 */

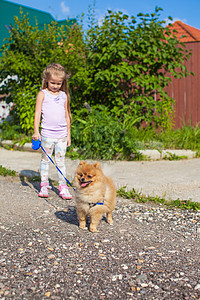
xmin=84 ymin=8 xmax=192 ymax=129
xmin=0 ymin=122 xmax=22 ymax=140
xmin=12 ymin=82 xmax=40 ymax=135
xmin=0 ymin=10 xmax=87 ymax=129
xmin=71 ymin=105 xmax=142 ymax=160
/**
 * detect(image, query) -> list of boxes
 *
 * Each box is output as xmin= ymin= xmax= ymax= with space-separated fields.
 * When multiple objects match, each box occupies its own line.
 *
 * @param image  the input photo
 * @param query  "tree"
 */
xmin=0 ymin=10 xmax=86 ymax=134
xmin=84 ymin=7 xmax=192 ymax=129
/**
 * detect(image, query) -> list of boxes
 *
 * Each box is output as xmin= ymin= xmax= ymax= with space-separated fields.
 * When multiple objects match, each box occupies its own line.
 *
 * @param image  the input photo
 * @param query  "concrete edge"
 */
xmin=0 ymin=141 xmax=42 ymax=153
xmin=139 ymin=149 xmax=197 ymax=160
xmin=0 ymin=140 xmax=197 ymax=160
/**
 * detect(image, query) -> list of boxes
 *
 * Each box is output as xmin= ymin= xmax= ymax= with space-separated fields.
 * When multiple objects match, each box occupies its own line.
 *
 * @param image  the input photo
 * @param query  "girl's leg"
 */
xmin=39 ymin=136 xmax=54 ymax=197
xmin=54 ymin=137 xmax=67 ymax=185
xmin=55 ymin=137 xmax=72 ymax=199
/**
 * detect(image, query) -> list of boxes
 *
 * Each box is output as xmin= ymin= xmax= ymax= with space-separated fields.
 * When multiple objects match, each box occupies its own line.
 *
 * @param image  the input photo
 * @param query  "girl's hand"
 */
xmin=32 ymin=133 xmax=41 ymax=141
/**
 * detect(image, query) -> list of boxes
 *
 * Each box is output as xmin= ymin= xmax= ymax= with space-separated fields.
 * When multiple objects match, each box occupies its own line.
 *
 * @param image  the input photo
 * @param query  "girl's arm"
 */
xmin=32 ymin=91 xmax=44 ymax=141
xmin=65 ymin=96 xmax=71 ymax=147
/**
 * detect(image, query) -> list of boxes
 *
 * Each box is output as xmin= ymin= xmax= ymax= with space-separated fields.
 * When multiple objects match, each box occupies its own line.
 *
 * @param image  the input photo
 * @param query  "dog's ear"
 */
xmin=94 ymin=162 xmax=101 ymax=170
xmin=79 ymin=161 xmax=86 ymax=166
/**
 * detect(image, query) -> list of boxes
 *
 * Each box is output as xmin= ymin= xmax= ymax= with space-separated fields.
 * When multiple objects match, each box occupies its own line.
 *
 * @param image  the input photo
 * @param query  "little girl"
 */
xmin=32 ymin=63 xmax=72 ymax=200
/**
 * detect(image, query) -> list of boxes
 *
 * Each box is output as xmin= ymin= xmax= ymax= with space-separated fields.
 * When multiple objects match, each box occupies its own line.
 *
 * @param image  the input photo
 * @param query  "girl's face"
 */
xmin=47 ymin=75 xmax=63 ymax=93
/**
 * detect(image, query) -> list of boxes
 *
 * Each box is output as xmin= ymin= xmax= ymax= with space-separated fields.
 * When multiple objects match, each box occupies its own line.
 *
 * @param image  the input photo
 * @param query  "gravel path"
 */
xmin=0 ymin=176 xmax=200 ymax=299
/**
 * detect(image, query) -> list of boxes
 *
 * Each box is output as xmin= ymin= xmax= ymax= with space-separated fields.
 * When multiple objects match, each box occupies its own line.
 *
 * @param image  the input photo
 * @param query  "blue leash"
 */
xmin=32 ymin=139 xmax=76 ymax=192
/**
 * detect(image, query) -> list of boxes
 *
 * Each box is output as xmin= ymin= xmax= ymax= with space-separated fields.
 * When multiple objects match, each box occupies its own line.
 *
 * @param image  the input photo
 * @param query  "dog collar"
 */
xmin=88 ymin=201 xmax=104 ymax=208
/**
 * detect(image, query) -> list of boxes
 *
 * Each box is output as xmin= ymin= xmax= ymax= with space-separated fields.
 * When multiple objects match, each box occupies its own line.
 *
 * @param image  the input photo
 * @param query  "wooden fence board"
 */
xmin=165 ymin=42 xmax=200 ymax=128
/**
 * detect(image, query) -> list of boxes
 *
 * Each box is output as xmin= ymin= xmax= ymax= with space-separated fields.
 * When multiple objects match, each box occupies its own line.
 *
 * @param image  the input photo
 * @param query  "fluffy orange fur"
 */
xmin=74 ymin=161 xmax=116 ymax=232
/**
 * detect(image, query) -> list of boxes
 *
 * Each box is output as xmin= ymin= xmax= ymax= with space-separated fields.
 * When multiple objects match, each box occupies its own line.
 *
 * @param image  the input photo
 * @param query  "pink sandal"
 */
xmin=39 ymin=182 xmax=51 ymax=198
xmin=59 ymin=184 xmax=72 ymax=200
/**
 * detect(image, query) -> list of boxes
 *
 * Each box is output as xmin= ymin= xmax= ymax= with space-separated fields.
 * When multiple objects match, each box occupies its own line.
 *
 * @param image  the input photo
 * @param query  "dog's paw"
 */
xmin=79 ymin=225 xmax=88 ymax=230
xmin=79 ymin=220 xmax=87 ymax=229
xmin=89 ymin=224 xmax=98 ymax=232
xmin=106 ymin=212 xmax=113 ymax=225
xmin=107 ymin=217 xmax=113 ymax=225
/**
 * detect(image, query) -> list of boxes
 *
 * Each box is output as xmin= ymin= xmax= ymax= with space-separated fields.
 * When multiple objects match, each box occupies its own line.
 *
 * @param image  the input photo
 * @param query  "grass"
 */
xmin=117 ymin=186 xmax=200 ymax=211
xmin=129 ymin=124 xmax=200 ymax=152
xmin=163 ymin=152 xmax=188 ymax=161
xmin=0 ymin=164 xmax=17 ymax=176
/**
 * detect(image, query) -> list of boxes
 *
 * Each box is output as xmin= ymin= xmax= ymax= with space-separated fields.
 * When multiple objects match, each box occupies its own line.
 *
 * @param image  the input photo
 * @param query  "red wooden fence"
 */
xmin=165 ymin=42 xmax=200 ymax=128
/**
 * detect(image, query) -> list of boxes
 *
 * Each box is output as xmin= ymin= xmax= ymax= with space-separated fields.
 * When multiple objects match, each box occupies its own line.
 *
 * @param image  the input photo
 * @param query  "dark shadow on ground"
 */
xmin=18 ymin=170 xmax=79 ymax=227
xmin=19 ymin=170 xmax=60 ymax=194
xmin=55 ymin=207 xmax=79 ymax=226
xmin=56 ymin=208 xmax=107 ymax=229
xmin=19 ymin=170 xmax=40 ymax=191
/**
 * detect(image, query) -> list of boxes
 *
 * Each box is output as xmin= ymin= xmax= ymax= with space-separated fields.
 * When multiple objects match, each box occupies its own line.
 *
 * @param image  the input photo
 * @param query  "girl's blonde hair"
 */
xmin=42 ymin=63 xmax=72 ymax=121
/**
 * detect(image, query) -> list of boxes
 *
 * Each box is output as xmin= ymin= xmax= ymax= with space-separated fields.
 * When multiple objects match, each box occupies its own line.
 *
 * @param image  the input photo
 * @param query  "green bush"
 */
xmin=12 ymin=82 xmax=40 ymax=135
xmin=84 ymin=8 xmax=192 ymax=129
xmin=0 ymin=10 xmax=87 ymax=130
xmin=71 ymin=105 xmax=142 ymax=160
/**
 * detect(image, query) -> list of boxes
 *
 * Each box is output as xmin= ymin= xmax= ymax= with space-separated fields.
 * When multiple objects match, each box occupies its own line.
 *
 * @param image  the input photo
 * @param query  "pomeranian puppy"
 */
xmin=74 ymin=161 xmax=116 ymax=232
